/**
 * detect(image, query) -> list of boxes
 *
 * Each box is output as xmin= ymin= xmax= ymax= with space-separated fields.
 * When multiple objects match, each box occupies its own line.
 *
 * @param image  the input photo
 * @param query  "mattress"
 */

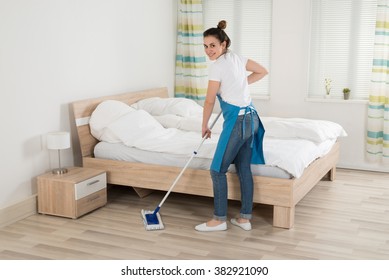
xmin=94 ymin=138 xmax=336 ymax=179
xmin=94 ymin=142 xmax=292 ymax=179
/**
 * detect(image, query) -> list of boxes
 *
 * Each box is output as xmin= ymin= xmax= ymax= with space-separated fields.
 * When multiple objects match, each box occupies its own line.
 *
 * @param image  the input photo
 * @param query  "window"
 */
xmin=203 ymin=0 xmax=272 ymax=98
xmin=309 ymin=0 xmax=377 ymax=99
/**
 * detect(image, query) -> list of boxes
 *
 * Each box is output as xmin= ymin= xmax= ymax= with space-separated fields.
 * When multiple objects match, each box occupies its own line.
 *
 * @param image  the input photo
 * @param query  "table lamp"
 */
xmin=47 ymin=131 xmax=71 ymax=174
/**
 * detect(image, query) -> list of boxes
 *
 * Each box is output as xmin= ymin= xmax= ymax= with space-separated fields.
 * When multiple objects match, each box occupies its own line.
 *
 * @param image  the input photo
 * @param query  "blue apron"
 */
xmin=210 ymin=95 xmax=265 ymax=172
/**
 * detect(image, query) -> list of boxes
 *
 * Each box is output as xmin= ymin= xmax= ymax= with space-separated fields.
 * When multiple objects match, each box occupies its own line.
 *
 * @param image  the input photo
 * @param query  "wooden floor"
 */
xmin=0 ymin=168 xmax=388 ymax=260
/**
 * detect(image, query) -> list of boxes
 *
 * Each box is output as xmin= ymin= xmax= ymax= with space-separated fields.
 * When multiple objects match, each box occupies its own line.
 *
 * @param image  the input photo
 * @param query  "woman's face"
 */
xmin=203 ymin=36 xmax=226 ymax=61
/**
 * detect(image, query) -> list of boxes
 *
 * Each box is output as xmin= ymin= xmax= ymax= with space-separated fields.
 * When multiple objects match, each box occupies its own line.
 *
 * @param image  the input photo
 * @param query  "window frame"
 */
xmin=307 ymin=0 xmax=377 ymax=100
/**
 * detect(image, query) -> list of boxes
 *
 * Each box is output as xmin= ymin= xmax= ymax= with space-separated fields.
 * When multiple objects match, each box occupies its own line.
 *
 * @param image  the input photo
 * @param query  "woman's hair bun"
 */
xmin=217 ymin=20 xmax=227 ymax=30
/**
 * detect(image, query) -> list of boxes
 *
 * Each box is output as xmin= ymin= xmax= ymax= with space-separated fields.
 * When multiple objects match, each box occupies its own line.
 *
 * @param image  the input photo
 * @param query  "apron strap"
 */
xmin=241 ymin=105 xmax=257 ymax=148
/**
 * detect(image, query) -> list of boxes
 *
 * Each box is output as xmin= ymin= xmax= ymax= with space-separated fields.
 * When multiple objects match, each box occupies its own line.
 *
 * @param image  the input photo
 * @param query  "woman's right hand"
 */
xmin=202 ymin=126 xmax=211 ymax=139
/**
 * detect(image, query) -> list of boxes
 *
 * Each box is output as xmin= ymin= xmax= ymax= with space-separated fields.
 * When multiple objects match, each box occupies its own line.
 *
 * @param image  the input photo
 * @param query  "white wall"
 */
xmin=253 ymin=0 xmax=388 ymax=173
xmin=0 ymin=0 xmax=177 ymax=209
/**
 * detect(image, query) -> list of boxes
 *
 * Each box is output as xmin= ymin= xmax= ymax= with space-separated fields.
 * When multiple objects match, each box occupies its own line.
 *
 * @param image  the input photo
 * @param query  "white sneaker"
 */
xmin=195 ymin=222 xmax=227 ymax=232
xmin=230 ymin=218 xmax=252 ymax=231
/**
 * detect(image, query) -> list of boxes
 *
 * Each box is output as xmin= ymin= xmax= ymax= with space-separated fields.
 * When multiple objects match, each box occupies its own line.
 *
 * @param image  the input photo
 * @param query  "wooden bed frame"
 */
xmin=71 ymin=87 xmax=339 ymax=229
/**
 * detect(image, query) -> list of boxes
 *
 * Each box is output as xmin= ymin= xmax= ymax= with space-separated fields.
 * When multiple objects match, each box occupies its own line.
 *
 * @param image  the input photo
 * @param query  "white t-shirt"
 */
xmin=208 ymin=51 xmax=251 ymax=107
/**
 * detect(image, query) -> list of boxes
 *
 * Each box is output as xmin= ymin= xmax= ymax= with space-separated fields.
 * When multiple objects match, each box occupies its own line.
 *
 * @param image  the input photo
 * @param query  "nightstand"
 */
xmin=37 ymin=167 xmax=107 ymax=218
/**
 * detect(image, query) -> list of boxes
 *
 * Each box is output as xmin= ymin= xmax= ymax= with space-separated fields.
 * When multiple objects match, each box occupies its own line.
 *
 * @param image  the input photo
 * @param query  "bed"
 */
xmin=71 ymin=87 xmax=343 ymax=229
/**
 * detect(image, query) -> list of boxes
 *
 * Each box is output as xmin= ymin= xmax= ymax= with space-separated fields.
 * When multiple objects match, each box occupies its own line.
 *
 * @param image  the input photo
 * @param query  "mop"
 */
xmin=141 ymin=111 xmax=222 ymax=231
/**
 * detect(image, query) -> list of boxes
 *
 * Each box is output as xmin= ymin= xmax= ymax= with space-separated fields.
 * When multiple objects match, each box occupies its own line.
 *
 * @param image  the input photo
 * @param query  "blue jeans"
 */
xmin=211 ymin=113 xmax=260 ymax=221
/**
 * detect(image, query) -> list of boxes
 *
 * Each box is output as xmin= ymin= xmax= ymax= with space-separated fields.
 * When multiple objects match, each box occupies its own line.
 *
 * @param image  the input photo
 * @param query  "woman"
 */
xmin=195 ymin=20 xmax=268 ymax=232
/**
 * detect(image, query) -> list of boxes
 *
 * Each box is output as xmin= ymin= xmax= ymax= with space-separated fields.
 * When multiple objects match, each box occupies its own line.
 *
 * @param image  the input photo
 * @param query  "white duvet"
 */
xmin=89 ymin=100 xmax=219 ymax=159
xmin=89 ymin=98 xmax=347 ymax=178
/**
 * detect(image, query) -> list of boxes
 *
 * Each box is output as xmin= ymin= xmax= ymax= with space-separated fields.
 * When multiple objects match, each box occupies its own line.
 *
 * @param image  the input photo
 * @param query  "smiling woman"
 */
xmin=196 ymin=20 xmax=269 ymax=232
xmin=203 ymin=20 xmax=231 ymax=61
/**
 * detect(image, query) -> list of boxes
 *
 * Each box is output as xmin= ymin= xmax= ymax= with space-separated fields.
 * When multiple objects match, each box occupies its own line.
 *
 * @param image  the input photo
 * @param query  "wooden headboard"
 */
xmin=71 ymin=87 xmax=169 ymax=158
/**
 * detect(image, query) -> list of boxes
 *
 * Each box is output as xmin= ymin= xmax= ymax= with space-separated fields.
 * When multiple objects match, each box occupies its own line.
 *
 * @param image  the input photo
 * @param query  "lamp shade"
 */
xmin=47 ymin=131 xmax=71 ymax=150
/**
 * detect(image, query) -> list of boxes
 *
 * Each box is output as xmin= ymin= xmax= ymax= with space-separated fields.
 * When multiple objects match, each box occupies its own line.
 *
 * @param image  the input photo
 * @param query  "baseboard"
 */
xmin=0 ymin=195 xmax=38 ymax=228
xmin=337 ymin=163 xmax=389 ymax=173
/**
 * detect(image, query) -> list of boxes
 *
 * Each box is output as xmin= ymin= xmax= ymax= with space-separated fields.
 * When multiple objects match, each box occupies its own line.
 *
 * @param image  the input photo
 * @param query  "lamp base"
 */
xmin=52 ymin=168 xmax=68 ymax=175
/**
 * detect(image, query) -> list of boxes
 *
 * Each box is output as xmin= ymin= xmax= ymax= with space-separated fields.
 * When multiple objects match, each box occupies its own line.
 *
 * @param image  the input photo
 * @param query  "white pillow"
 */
xmin=89 ymin=100 xmax=136 ymax=142
xmin=134 ymin=97 xmax=203 ymax=117
xmin=262 ymin=117 xmax=347 ymax=143
xmin=106 ymin=109 xmax=166 ymax=146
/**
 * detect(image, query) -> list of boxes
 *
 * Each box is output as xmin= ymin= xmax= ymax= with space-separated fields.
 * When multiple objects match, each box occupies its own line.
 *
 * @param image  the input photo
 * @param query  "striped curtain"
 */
xmin=174 ymin=0 xmax=207 ymax=101
xmin=367 ymin=0 xmax=389 ymax=164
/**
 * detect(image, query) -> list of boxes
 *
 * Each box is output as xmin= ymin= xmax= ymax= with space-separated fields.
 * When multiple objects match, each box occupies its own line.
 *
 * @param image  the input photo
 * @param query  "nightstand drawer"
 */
xmin=76 ymin=188 xmax=107 ymax=217
xmin=75 ymin=173 xmax=106 ymax=200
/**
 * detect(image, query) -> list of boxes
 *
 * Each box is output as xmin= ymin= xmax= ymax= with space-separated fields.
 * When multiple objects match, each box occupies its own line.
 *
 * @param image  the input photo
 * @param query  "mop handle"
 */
xmin=156 ymin=111 xmax=222 ymax=210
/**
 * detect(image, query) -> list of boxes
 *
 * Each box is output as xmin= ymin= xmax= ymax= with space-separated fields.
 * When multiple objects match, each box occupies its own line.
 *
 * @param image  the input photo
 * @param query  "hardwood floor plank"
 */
xmin=0 ymin=250 xmax=50 ymax=260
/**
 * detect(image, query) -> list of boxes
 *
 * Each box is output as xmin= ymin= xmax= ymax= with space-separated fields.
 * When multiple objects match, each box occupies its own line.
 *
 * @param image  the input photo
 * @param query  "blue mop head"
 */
xmin=141 ymin=208 xmax=164 ymax=231
xmin=145 ymin=212 xmax=159 ymax=224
